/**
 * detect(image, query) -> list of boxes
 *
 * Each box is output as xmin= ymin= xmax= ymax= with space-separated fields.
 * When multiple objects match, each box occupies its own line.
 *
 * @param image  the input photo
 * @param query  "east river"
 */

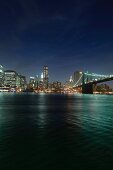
xmin=0 ymin=93 xmax=113 ymax=170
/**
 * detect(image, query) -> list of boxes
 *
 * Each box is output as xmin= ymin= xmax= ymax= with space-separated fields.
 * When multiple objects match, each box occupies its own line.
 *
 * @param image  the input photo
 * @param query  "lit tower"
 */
xmin=69 ymin=75 xmax=73 ymax=83
xmin=0 ymin=65 xmax=4 ymax=86
xmin=43 ymin=66 xmax=49 ymax=88
xmin=41 ymin=72 xmax=44 ymax=82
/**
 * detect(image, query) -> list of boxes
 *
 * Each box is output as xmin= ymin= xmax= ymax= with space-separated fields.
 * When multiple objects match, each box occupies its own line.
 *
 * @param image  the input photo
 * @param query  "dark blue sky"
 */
xmin=0 ymin=0 xmax=113 ymax=82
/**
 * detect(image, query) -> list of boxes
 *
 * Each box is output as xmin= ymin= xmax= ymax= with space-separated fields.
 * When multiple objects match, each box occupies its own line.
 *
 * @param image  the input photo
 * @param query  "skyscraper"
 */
xmin=4 ymin=70 xmax=18 ymax=87
xmin=0 ymin=65 xmax=4 ymax=86
xmin=19 ymin=75 xmax=27 ymax=89
xmin=43 ymin=66 xmax=49 ymax=88
xmin=29 ymin=77 xmax=35 ymax=88
xmin=41 ymin=72 xmax=44 ymax=82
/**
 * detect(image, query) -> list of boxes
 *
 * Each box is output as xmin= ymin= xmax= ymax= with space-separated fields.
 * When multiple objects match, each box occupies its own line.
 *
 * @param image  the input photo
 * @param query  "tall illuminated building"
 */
xmin=4 ymin=70 xmax=18 ymax=87
xmin=35 ymin=75 xmax=39 ymax=88
xmin=0 ymin=65 xmax=4 ymax=86
xmin=19 ymin=75 xmax=27 ymax=89
xmin=41 ymin=72 xmax=44 ymax=82
xmin=29 ymin=77 xmax=35 ymax=88
xmin=69 ymin=75 xmax=73 ymax=83
xmin=43 ymin=66 xmax=49 ymax=88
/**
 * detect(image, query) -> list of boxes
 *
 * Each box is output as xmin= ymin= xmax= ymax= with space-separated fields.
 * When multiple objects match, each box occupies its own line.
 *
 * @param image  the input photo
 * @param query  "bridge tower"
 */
xmin=82 ymin=73 xmax=93 ymax=94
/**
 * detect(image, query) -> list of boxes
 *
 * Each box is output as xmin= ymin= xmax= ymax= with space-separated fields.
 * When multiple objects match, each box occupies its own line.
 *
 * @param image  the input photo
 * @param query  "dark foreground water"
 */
xmin=0 ymin=93 xmax=113 ymax=170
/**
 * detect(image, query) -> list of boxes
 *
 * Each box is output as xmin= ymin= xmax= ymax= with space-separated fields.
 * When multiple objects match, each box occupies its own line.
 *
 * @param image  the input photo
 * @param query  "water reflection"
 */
xmin=0 ymin=93 xmax=113 ymax=169
xmin=36 ymin=94 xmax=48 ymax=128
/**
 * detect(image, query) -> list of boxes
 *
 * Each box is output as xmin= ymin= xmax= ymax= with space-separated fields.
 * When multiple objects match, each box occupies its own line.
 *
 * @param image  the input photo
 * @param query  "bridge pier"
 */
xmin=82 ymin=84 xmax=93 ymax=94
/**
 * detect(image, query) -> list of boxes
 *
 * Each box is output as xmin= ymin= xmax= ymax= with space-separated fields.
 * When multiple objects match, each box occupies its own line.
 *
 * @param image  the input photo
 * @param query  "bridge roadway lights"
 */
xmin=82 ymin=83 xmax=93 ymax=94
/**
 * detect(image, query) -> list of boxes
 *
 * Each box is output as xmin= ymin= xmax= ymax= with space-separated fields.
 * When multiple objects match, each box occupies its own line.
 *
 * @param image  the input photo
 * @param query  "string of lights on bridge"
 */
xmin=73 ymin=72 xmax=113 ymax=87
xmin=84 ymin=72 xmax=113 ymax=78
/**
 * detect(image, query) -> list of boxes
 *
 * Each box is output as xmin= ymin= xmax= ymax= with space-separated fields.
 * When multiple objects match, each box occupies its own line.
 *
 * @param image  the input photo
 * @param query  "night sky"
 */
xmin=0 ymin=0 xmax=113 ymax=82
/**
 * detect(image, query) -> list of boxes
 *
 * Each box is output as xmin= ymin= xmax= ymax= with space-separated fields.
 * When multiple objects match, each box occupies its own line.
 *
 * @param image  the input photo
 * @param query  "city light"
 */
xmin=0 ymin=64 xmax=113 ymax=94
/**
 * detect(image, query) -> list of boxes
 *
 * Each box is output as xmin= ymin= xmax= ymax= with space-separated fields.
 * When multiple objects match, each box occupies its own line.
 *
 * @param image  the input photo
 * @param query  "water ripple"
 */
xmin=0 ymin=93 xmax=113 ymax=169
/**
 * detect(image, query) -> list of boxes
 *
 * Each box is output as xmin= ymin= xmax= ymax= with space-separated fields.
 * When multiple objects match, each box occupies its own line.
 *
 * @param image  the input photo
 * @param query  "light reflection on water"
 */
xmin=0 ymin=93 xmax=113 ymax=169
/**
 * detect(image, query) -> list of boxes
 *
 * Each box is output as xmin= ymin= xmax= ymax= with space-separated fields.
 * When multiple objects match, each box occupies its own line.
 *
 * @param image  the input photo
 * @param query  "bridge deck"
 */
xmin=74 ymin=77 xmax=113 ymax=88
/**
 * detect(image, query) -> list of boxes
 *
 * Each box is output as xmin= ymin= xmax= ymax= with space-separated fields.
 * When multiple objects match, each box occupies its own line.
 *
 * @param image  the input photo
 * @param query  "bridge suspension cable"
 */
xmin=73 ymin=74 xmax=83 ymax=87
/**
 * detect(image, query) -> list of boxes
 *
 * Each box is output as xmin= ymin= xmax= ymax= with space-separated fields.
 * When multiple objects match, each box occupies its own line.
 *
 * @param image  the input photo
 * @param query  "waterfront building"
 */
xmin=64 ymin=80 xmax=73 ymax=88
xmin=64 ymin=75 xmax=74 ymax=88
xmin=35 ymin=75 xmax=39 ymax=89
xmin=29 ymin=77 xmax=36 ymax=89
xmin=16 ymin=75 xmax=21 ymax=88
xmin=19 ymin=75 xmax=27 ymax=89
xmin=37 ymin=73 xmax=43 ymax=90
xmin=96 ymin=84 xmax=111 ymax=92
xmin=0 ymin=65 xmax=4 ymax=86
xmin=4 ymin=70 xmax=18 ymax=88
xmin=51 ymin=81 xmax=62 ymax=92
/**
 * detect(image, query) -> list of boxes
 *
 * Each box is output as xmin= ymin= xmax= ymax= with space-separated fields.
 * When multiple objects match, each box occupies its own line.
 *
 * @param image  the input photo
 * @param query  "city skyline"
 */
xmin=1 ymin=64 xmax=113 ymax=88
xmin=0 ymin=0 xmax=113 ymax=82
xmin=2 ymin=64 xmax=113 ymax=86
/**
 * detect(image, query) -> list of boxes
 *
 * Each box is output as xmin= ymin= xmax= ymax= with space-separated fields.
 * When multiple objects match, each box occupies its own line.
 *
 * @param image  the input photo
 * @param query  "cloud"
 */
xmin=14 ymin=0 xmax=95 ymax=31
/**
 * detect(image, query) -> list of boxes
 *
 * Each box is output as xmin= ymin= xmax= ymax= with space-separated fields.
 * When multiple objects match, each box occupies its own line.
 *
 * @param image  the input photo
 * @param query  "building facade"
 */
xmin=43 ymin=66 xmax=49 ymax=88
xmin=29 ymin=77 xmax=36 ymax=89
xmin=51 ymin=81 xmax=62 ymax=92
xmin=19 ymin=75 xmax=27 ymax=89
xmin=0 ymin=65 xmax=4 ymax=86
xmin=4 ymin=70 xmax=18 ymax=87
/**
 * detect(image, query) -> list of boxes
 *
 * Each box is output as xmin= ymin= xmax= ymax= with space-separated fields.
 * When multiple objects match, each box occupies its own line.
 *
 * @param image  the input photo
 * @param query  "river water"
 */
xmin=0 ymin=93 xmax=113 ymax=170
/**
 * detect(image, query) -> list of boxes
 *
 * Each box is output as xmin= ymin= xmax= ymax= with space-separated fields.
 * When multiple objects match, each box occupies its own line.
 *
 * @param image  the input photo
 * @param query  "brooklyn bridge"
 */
xmin=73 ymin=72 xmax=113 ymax=94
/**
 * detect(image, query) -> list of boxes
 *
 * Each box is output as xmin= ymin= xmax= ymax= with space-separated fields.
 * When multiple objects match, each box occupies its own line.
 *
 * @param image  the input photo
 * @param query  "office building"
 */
xmin=0 ymin=65 xmax=4 ymax=86
xmin=41 ymin=72 xmax=44 ymax=82
xmin=35 ymin=75 xmax=39 ymax=88
xmin=4 ymin=70 xmax=18 ymax=87
xmin=29 ymin=77 xmax=36 ymax=88
xmin=43 ymin=66 xmax=49 ymax=88
xmin=51 ymin=81 xmax=62 ymax=92
xmin=19 ymin=75 xmax=27 ymax=89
